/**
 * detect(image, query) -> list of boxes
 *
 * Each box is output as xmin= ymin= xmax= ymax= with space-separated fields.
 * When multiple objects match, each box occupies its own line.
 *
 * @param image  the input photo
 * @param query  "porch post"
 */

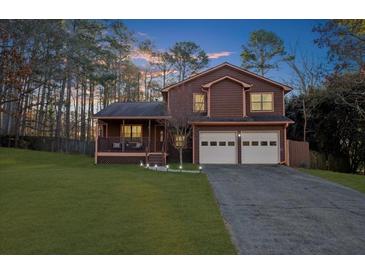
xmin=122 ymin=119 xmax=125 ymax=152
xmin=164 ymin=119 xmax=167 ymax=152
xmin=148 ymin=119 xmax=151 ymax=153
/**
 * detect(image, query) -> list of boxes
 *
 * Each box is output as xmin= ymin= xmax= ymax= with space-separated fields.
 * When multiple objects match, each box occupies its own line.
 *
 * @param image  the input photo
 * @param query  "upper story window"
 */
xmin=193 ymin=93 xmax=205 ymax=112
xmin=250 ymin=93 xmax=273 ymax=112
xmin=121 ymin=125 xmax=142 ymax=139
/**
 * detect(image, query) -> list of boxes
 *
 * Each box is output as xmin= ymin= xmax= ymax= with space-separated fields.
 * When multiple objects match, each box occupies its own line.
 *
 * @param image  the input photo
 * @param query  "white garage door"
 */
xmin=241 ymin=132 xmax=279 ymax=164
xmin=199 ymin=132 xmax=237 ymax=164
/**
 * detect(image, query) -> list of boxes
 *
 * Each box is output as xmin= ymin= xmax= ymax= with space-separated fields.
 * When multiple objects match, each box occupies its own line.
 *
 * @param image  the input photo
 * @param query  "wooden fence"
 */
xmin=309 ymin=150 xmax=351 ymax=172
xmin=0 ymin=136 xmax=95 ymax=156
xmin=287 ymin=140 xmax=310 ymax=168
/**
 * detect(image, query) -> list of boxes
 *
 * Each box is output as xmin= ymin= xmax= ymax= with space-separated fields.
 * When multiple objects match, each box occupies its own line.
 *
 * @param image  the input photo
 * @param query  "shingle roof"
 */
xmin=191 ymin=115 xmax=294 ymax=123
xmin=93 ymin=102 xmax=168 ymax=118
xmin=162 ymin=62 xmax=292 ymax=93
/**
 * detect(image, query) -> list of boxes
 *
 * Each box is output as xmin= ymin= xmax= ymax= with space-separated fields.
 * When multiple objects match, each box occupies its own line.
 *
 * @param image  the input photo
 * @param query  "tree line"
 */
xmin=0 ymin=19 xmax=209 ymax=146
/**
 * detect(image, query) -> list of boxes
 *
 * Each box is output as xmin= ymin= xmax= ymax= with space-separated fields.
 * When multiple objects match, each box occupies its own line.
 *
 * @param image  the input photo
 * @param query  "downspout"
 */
xmin=94 ymin=119 xmax=98 ymax=165
xmin=192 ymin=124 xmax=195 ymax=164
xmin=148 ymin=119 xmax=151 ymax=153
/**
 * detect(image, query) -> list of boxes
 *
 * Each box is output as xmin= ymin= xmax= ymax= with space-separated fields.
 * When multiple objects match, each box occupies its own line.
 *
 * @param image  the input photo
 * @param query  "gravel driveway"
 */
xmin=204 ymin=165 xmax=365 ymax=254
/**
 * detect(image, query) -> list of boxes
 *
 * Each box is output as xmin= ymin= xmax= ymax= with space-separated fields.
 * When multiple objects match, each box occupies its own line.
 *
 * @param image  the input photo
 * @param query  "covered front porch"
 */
xmin=95 ymin=118 xmax=168 ymax=164
xmin=97 ymin=118 xmax=167 ymax=152
xmin=93 ymin=102 xmax=170 ymax=165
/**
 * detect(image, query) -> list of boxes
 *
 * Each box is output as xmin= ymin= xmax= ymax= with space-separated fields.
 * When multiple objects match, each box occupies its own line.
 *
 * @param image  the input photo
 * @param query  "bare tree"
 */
xmin=164 ymin=111 xmax=196 ymax=167
xmin=285 ymin=49 xmax=325 ymax=141
xmin=331 ymin=74 xmax=365 ymax=120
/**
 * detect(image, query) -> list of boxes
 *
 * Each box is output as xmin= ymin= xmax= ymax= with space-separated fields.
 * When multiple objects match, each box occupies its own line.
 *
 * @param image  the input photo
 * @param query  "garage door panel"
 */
xmin=241 ymin=132 xmax=279 ymax=164
xmin=199 ymin=132 xmax=237 ymax=164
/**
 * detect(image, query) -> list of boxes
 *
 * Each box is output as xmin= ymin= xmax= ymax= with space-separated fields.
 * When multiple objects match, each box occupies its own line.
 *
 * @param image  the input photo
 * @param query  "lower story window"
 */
xmin=122 ymin=125 xmax=142 ymax=139
xmin=175 ymin=135 xmax=185 ymax=147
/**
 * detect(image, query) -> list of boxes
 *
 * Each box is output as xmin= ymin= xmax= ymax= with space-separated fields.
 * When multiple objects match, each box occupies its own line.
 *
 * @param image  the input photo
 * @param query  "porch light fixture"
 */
xmin=238 ymin=134 xmax=241 ymax=137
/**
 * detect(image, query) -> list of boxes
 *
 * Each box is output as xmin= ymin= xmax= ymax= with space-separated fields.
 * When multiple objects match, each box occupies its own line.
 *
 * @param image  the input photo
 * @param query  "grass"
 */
xmin=169 ymin=163 xmax=199 ymax=171
xmin=299 ymin=168 xmax=365 ymax=194
xmin=0 ymin=148 xmax=235 ymax=254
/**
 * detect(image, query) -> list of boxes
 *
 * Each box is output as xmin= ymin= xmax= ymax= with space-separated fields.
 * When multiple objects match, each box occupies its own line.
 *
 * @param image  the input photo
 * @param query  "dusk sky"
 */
xmin=124 ymin=19 xmax=329 ymax=84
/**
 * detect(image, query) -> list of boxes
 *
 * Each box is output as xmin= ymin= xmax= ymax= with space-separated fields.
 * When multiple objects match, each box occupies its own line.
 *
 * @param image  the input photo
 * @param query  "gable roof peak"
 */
xmin=202 ymin=75 xmax=252 ymax=89
xmin=162 ymin=62 xmax=292 ymax=93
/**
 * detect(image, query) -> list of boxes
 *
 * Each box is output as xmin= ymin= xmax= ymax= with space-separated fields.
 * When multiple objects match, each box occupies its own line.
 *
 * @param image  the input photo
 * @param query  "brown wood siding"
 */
xmin=210 ymin=79 xmax=243 ymax=117
xmin=168 ymin=65 xmax=284 ymax=118
xmin=193 ymin=125 xmax=286 ymax=164
xmin=105 ymin=120 xmax=121 ymax=136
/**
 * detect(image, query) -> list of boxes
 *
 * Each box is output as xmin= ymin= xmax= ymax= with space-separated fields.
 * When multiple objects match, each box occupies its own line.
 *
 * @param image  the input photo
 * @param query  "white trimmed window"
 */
xmin=250 ymin=93 xmax=273 ymax=111
xmin=193 ymin=93 xmax=205 ymax=112
xmin=121 ymin=125 xmax=142 ymax=139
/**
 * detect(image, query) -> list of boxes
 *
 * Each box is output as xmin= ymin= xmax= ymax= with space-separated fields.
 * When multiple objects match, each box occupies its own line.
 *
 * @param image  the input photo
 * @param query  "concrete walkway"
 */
xmin=145 ymin=165 xmax=201 ymax=173
xmin=204 ymin=165 xmax=365 ymax=254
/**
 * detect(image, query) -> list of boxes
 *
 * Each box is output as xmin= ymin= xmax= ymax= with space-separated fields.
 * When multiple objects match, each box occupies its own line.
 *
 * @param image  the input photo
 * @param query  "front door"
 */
xmin=154 ymin=125 xmax=165 ymax=152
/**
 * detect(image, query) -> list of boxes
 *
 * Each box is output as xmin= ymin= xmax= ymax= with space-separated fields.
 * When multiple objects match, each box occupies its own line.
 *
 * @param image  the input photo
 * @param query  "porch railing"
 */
xmin=97 ymin=137 xmax=150 ymax=153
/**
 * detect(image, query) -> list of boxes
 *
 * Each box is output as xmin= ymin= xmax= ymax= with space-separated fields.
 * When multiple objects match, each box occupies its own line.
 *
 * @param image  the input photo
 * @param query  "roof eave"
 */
xmin=190 ymin=120 xmax=294 ymax=125
xmin=93 ymin=115 xmax=171 ymax=120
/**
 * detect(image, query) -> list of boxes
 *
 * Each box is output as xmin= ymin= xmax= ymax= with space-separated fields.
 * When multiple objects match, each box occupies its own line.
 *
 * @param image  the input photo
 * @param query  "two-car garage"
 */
xmin=198 ymin=131 xmax=280 ymax=164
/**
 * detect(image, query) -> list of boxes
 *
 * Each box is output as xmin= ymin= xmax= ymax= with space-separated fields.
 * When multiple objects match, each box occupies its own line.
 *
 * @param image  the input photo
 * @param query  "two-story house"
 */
xmin=94 ymin=62 xmax=293 ymax=165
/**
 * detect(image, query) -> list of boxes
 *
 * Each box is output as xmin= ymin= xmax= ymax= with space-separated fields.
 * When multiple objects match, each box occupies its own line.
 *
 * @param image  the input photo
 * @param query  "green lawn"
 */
xmin=299 ymin=168 xmax=365 ymax=194
xmin=0 ymin=148 xmax=235 ymax=254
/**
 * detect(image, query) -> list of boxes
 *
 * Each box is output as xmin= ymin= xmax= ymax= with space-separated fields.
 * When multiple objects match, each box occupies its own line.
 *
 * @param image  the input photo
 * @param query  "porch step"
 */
xmin=147 ymin=153 xmax=166 ymax=166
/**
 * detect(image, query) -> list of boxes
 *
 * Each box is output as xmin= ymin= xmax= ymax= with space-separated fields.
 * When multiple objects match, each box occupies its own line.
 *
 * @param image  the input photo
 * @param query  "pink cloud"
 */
xmin=131 ymin=50 xmax=161 ymax=63
xmin=142 ymin=69 xmax=178 ymax=78
xmin=207 ymin=51 xmax=234 ymax=59
xmin=133 ymin=49 xmax=234 ymax=62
